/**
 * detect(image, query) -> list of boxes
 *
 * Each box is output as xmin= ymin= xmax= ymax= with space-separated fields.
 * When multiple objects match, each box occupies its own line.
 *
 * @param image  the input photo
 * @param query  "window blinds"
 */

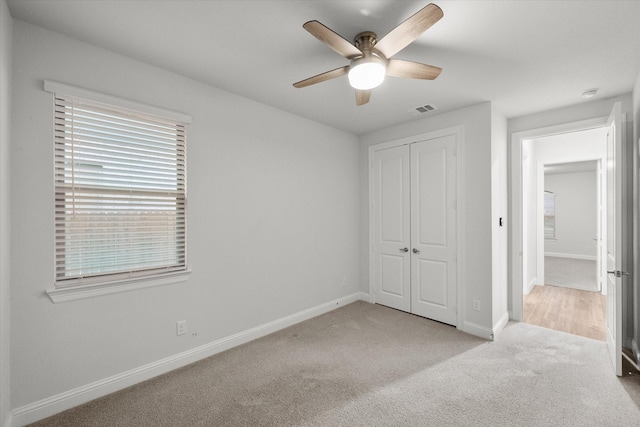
xmin=54 ymin=95 xmax=187 ymax=285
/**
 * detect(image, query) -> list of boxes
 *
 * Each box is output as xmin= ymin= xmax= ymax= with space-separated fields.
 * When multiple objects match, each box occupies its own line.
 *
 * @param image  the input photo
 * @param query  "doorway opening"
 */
xmin=523 ymin=157 xmax=607 ymax=341
xmin=511 ymin=121 xmax=610 ymax=340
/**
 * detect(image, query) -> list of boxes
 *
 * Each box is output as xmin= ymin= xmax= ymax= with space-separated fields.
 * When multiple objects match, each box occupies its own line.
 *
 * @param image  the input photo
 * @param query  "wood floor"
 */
xmin=523 ymin=285 xmax=606 ymax=341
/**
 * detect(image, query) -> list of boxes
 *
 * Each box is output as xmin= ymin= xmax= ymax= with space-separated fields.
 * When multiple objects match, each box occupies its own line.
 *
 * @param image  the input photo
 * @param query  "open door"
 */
xmin=605 ymin=102 xmax=625 ymax=376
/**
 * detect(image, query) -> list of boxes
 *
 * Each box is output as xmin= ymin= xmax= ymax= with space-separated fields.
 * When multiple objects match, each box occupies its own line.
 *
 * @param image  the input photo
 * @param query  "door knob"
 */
xmin=399 ymin=247 xmax=409 ymax=253
xmin=412 ymin=248 xmax=420 ymax=254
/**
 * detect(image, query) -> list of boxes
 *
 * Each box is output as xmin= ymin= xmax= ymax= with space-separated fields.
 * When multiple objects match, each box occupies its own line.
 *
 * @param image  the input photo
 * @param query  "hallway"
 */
xmin=524 ymin=284 xmax=606 ymax=341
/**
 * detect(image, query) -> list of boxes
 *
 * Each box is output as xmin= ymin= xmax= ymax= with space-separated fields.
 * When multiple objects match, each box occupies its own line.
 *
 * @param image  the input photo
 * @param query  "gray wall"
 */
xmin=491 ymin=107 xmax=509 ymax=327
xmin=544 ymin=170 xmax=598 ymax=259
xmin=0 ymin=0 xmax=12 ymax=425
xmin=10 ymin=20 xmax=361 ymax=410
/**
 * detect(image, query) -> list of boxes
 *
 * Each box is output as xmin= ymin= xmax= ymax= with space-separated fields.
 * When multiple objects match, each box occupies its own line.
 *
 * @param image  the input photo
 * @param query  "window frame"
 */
xmin=44 ymin=80 xmax=192 ymax=302
xmin=544 ymin=190 xmax=557 ymax=240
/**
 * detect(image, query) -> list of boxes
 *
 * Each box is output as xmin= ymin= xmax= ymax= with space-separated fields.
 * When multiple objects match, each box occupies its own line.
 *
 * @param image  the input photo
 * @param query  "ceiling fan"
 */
xmin=293 ymin=3 xmax=444 ymax=106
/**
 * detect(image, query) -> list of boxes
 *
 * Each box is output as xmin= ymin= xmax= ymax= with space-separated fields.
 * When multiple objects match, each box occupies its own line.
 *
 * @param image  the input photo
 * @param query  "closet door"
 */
xmin=410 ymin=136 xmax=457 ymax=325
xmin=372 ymin=145 xmax=411 ymax=312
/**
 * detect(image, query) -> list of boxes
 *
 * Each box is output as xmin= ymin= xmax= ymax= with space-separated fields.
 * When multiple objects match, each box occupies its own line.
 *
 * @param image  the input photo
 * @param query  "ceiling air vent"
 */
xmin=408 ymin=104 xmax=437 ymax=116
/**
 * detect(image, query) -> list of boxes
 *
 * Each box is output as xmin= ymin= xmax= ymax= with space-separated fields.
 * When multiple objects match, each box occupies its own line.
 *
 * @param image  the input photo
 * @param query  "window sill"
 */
xmin=46 ymin=270 xmax=192 ymax=303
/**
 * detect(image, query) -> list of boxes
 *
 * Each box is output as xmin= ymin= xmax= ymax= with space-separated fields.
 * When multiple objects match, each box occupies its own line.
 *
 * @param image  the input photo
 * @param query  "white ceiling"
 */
xmin=7 ymin=0 xmax=640 ymax=135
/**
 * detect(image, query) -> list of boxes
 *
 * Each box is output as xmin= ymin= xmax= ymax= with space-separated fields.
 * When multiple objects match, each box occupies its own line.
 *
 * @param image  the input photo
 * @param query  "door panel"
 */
xmin=410 ymin=136 xmax=457 ymax=325
xmin=416 ymin=148 xmax=447 ymax=246
xmin=416 ymin=259 xmax=448 ymax=308
xmin=380 ymin=254 xmax=406 ymax=297
xmin=605 ymin=102 xmax=623 ymax=376
xmin=373 ymin=146 xmax=411 ymax=312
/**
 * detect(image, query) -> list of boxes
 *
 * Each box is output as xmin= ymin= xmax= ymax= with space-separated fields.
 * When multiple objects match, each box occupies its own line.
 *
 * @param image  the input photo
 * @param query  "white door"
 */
xmin=605 ymin=102 xmax=623 ymax=376
xmin=372 ymin=135 xmax=457 ymax=326
xmin=410 ymin=137 xmax=457 ymax=325
xmin=372 ymin=145 xmax=411 ymax=312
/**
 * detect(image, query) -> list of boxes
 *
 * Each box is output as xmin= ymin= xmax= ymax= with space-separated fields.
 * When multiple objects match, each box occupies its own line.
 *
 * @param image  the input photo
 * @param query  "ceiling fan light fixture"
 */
xmin=348 ymin=57 xmax=386 ymax=90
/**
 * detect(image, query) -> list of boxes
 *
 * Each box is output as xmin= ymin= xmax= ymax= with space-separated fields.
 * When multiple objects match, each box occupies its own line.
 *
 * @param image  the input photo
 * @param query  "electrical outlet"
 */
xmin=472 ymin=299 xmax=480 ymax=312
xmin=176 ymin=320 xmax=187 ymax=336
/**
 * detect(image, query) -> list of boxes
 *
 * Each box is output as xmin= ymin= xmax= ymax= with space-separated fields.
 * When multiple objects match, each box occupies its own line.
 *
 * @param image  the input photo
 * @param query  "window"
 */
xmin=544 ymin=191 xmax=556 ymax=239
xmin=48 ymin=81 xmax=189 ymax=296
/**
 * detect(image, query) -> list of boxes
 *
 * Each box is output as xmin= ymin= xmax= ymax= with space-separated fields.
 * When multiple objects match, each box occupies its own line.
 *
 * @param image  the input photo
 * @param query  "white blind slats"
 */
xmin=54 ymin=94 xmax=187 ymax=284
xmin=52 ymin=134 xmax=186 ymax=162
xmin=54 ymin=98 xmax=184 ymax=127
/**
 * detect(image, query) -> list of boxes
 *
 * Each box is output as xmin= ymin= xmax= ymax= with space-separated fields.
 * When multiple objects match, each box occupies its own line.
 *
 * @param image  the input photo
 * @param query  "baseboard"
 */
xmin=544 ymin=252 xmax=597 ymax=261
xmin=462 ymin=314 xmax=508 ymax=341
xmin=461 ymin=321 xmax=494 ymax=341
xmin=632 ymin=338 xmax=640 ymax=365
xmin=524 ymin=277 xmax=537 ymax=295
xmin=10 ymin=291 xmax=369 ymax=427
xmin=492 ymin=312 xmax=510 ymax=339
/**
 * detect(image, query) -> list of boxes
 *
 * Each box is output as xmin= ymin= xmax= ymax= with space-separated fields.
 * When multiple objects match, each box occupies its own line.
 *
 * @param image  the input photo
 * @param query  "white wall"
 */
xmin=491 ymin=106 xmax=508 ymax=331
xmin=0 ymin=1 xmax=12 ymax=425
xmin=544 ymin=170 xmax=598 ymax=258
xmin=360 ymin=102 xmax=496 ymax=338
xmin=10 ymin=19 xmax=360 ymax=416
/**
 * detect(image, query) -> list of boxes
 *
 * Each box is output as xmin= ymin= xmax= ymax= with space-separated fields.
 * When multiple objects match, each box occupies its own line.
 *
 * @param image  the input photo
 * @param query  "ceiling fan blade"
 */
xmin=303 ymin=20 xmax=363 ymax=59
xmin=293 ymin=66 xmax=350 ymax=88
xmin=386 ymin=59 xmax=442 ymax=80
xmin=374 ymin=3 xmax=443 ymax=58
xmin=355 ymin=89 xmax=371 ymax=106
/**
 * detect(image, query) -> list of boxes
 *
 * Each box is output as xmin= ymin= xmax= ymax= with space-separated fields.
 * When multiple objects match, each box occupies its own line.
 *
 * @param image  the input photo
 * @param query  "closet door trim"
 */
xmin=368 ymin=125 xmax=465 ymax=330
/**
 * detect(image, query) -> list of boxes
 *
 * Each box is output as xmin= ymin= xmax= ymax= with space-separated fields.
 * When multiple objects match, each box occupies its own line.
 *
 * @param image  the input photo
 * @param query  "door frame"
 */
xmin=368 ymin=125 xmax=465 ymax=329
xmin=510 ymin=117 xmax=609 ymax=321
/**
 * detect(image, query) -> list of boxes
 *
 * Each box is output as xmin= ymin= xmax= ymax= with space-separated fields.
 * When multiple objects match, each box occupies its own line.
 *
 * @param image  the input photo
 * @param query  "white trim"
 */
xmin=43 ymin=80 xmax=192 ymax=124
xmin=510 ymin=116 xmax=607 ymax=322
xmin=632 ymin=338 xmax=640 ymax=366
xmin=544 ymin=252 xmax=597 ymax=261
xmin=525 ymin=277 xmax=537 ymax=295
xmin=492 ymin=311 xmax=510 ymax=339
xmin=10 ymin=292 xmax=368 ymax=426
xmin=461 ymin=321 xmax=494 ymax=340
xmin=46 ymin=270 xmax=192 ymax=303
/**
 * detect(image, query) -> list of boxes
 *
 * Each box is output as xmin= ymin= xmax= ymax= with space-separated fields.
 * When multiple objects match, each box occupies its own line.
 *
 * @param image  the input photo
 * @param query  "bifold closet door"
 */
xmin=410 ymin=136 xmax=457 ymax=325
xmin=372 ymin=134 xmax=457 ymax=326
xmin=372 ymin=145 xmax=411 ymax=312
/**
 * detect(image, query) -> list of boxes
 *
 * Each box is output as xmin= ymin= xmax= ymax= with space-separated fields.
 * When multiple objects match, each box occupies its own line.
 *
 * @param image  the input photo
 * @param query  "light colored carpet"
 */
xmin=30 ymin=301 xmax=640 ymax=426
xmin=545 ymin=256 xmax=599 ymax=292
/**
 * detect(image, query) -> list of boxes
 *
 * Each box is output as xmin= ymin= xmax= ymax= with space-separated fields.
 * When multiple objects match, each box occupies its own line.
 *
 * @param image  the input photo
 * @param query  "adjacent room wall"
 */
xmin=544 ymin=170 xmax=598 ymax=259
xmin=10 ymin=19 xmax=360 ymax=417
xmin=0 ymin=1 xmax=12 ymax=425
xmin=359 ymin=102 xmax=496 ymax=338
